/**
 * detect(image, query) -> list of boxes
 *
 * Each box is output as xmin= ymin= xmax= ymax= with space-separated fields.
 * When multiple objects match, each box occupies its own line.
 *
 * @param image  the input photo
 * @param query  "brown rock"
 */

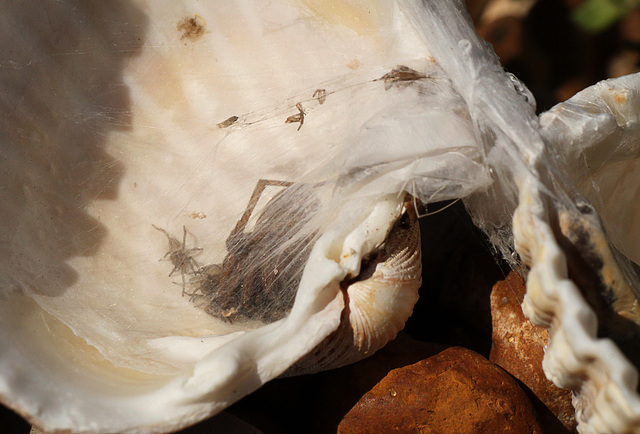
xmin=226 ymin=336 xmax=445 ymax=434
xmin=338 ymin=346 xmax=542 ymax=434
xmin=490 ymin=271 xmax=577 ymax=432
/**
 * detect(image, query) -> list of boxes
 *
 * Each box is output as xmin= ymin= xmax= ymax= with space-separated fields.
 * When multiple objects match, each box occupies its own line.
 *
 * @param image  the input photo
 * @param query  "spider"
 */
xmin=153 ymin=224 xmax=202 ymax=296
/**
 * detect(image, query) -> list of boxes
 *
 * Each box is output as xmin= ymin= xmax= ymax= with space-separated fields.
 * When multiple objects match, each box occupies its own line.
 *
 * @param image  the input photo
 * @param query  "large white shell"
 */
xmin=0 ymin=1 xmax=484 ymax=432
xmin=4 ymin=1 xmax=640 ymax=433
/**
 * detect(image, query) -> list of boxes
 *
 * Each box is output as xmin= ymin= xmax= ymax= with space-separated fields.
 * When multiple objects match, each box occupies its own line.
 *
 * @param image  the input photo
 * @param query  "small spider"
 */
xmin=153 ymin=224 xmax=202 ymax=296
xmin=285 ymin=103 xmax=305 ymax=131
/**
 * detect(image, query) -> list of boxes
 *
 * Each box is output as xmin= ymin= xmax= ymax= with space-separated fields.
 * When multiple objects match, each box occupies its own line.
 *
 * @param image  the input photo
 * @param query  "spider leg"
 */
xmin=181 ymin=271 xmax=187 ymax=297
xmin=188 ymin=292 xmax=201 ymax=303
xmin=172 ymin=279 xmax=197 ymax=298
xmin=187 ymin=256 xmax=201 ymax=274
xmin=152 ymin=224 xmax=169 ymax=237
xmin=228 ymin=179 xmax=293 ymax=247
xmin=153 ymin=225 xmax=180 ymax=248
xmin=153 ymin=225 xmax=183 ymax=259
xmin=168 ymin=263 xmax=180 ymax=277
xmin=153 ymin=225 xmax=173 ymax=259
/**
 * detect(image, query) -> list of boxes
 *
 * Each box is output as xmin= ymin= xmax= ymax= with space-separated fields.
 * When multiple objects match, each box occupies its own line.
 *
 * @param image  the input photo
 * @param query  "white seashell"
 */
xmin=1 ymin=1 xmax=446 ymax=432
xmin=286 ymin=202 xmax=422 ymax=376
xmin=531 ymin=76 xmax=640 ymax=432
xmin=4 ymin=0 xmax=640 ymax=433
xmin=407 ymin=2 xmax=640 ymax=432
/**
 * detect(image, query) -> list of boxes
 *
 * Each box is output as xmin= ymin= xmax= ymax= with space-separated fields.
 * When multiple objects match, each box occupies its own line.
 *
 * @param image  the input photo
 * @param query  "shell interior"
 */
xmin=0 ymin=1 xmax=488 ymax=432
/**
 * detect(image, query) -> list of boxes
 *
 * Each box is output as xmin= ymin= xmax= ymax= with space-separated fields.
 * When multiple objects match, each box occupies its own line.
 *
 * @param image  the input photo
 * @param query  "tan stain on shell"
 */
xmin=177 ymin=15 xmax=206 ymax=41
xmin=614 ymin=90 xmax=628 ymax=105
xmin=346 ymin=58 xmax=360 ymax=70
xmin=185 ymin=211 xmax=207 ymax=219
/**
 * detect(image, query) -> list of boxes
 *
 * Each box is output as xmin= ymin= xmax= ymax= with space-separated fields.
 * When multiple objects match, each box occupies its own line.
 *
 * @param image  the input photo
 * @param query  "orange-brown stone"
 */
xmin=338 ymin=346 xmax=542 ymax=433
xmin=490 ymin=271 xmax=577 ymax=432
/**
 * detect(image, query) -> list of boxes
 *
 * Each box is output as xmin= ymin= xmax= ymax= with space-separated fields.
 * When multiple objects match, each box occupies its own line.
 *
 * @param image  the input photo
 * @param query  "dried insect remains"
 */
xmin=197 ymin=180 xmax=318 ymax=322
xmin=217 ymin=115 xmax=238 ymax=128
xmin=155 ymin=180 xmax=319 ymax=323
xmin=313 ymin=89 xmax=327 ymax=104
xmin=378 ymin=65 xmax=427 ymax=90
xmin=285 ymin=103 xmax=305 ymax=130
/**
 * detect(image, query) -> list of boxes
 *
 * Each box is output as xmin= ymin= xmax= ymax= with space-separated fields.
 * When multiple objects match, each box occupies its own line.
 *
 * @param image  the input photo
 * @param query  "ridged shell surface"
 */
xmin=286 ymin=203 xmax=421 ymax=376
